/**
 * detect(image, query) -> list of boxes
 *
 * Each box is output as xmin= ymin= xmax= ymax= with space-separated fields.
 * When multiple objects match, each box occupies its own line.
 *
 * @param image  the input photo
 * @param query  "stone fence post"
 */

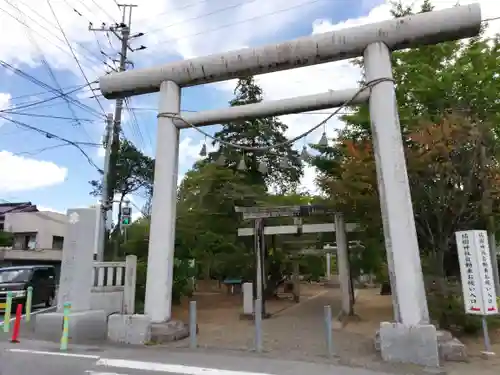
xmin=123 ymin=255 xmax=137 ymax=315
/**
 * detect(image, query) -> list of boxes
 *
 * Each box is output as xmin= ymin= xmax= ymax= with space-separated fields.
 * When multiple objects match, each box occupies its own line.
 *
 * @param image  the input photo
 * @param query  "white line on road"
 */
xmin=7 ymin=348 xmax=100 ymax=359
xmin=97 ymin=358 xmax=276 ymax=375
xmin=86 ymin=372 xmax=128 ymax=375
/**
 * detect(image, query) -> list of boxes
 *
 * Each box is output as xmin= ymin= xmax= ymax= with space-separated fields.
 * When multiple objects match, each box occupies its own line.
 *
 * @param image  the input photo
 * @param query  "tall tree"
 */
xmin=176 ymin=162 xmax=266 ymax=280
xmin=89 ymin=139 xmax=153 ymax=259
xmin=207 ymin=77 xmax=302 ymax=193
xmin=309 ymin=0 xmax=500 ymax=328
xmin=89 ymin=139 xmax=154 ymax=222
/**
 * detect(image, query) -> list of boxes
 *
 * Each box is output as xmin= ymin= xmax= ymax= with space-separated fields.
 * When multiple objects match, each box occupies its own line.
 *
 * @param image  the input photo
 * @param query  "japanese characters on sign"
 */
xmin=455 ymin=230 xmax=498 ymax=316
xmin=476 ymin=231 xmax=498 ymax=314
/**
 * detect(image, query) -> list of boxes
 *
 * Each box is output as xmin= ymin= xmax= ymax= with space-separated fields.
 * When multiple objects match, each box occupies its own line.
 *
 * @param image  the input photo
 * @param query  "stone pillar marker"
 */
xmin=57 ymin=208 xmax=95 ymax=312
xmin=242 ymin=282 xmax=253 ymax=316
xmin=35 ymin=207 xmax=107 ymax=343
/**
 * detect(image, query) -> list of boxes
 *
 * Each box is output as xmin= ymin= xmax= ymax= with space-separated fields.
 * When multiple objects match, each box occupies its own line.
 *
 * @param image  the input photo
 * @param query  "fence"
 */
xmin=90 ymin=255 xmax=137 ymax=315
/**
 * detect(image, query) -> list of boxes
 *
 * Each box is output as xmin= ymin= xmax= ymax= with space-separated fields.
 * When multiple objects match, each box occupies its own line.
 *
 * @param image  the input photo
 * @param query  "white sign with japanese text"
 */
xmin=456 ymin=230 xmax=498 ymax=316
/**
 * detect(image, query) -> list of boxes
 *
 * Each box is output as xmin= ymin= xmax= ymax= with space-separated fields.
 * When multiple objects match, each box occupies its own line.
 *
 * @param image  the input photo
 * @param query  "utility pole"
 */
xmin=90 ymin=4 xmax=146 ymax=260
xmin=96 ymin=114 xmax=114 ymax=261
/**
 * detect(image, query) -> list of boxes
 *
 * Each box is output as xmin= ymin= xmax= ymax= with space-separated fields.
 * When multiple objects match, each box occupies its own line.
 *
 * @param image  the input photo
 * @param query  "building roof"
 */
xmin=0 ymin=202 xmax=38 ymax=216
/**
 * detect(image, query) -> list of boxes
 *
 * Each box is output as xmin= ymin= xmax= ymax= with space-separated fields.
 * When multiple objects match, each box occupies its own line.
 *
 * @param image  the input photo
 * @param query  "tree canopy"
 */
xmin=206 ymin=77 xmax=303 ymax=193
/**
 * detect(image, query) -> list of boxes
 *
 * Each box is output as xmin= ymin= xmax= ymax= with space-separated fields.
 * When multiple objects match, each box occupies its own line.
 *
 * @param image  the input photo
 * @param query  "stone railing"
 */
xmin=90 ymin=255 xmax=137 ymax=315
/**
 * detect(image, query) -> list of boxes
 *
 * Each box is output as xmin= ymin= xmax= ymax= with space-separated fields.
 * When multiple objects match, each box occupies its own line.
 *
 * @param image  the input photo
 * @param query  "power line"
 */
xmin=46 ymin=0 xmax=107 ymax=117
xmin=90 ymin=3 xmax=145 ymax=261
xmin=89 ymin=0 xmax=119 ymax=24
xmin=0 ymin=199 xmax=67 ymax=226
xmin=14 ymin=141 xmax=100 ymax=156
xmin=0 ymin=1 xmax=104 ymax=69
xmin=146 ymin=0 xmax=329 ymax=46
xmin=142 ymin=0 xmax=263 ymax=36
xmin=124 ymin=97 xmax=148 ymax=151
xmin=8 ymin=0 xmax=94 ymax=142
xmin=0 ymin=115 xmax=103 ymax=173
xmin=7 ymin=83 xmax=96 ymax=102
xmin=1 ymin=82 xmax=97 ymax=114
xmin=0 ymin=60 xmax=103 ymax=118
xmin=1 ymin=110 xmax=94 ymax=122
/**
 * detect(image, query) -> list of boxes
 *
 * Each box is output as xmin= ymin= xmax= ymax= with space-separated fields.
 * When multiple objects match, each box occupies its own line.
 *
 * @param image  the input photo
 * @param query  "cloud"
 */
xmin=3 ymin=0 xmax=496 ymax=196
xmin=0 ymin=151 xmax=68 ymax=193
xmin=37 ymin=205 xmax=65 ymax=214
xmin=208 ymin=0 xmax=499 ymax=192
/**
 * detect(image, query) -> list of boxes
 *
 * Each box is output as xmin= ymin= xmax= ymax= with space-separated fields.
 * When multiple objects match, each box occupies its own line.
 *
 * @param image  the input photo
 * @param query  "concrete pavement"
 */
xmin=0 ymin=340 xmax=398 ymax=375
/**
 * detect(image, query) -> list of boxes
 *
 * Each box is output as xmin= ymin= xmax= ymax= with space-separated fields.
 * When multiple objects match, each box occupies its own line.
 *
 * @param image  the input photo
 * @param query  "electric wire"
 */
xmin=0 ymin=60 xmax=103 ymax=118
xmin=90 ymin=0 xmax=118 ymax=24
xmin=14 ymin=141 xmax=100 ymax=156
xmin=124 ymin=97 xmax=148 ymax=151
xmin=0 ymin=115 xmax=103 ymax=173
xmin=0 ymin=199 xmax=67 ymax=225
xmin=145 ymin=2 xmax=499 ymax=49
xmin=160 ymin=78 xmax=392 ymax=152
xmin=146 ymin=0 xmax=330 ymax=47
xmin=46 ymin=0 xmax=107 ymax=117
xmin=7 ymin=83 xmax=95 ymax=102
xmin=143 ymin=0 xmax=266 ymax=36
xmin=0 ymin=82 xmax=97 ymax=114
xmin=11 ymin=2 xmax=94 ymax=143
xmin=68 ymin=0 xmax=121 ymax=71
xmin=0 ymin=111 xmax=94 ymax=122
xmin=0 ymin=0 xmax=104 ymax=69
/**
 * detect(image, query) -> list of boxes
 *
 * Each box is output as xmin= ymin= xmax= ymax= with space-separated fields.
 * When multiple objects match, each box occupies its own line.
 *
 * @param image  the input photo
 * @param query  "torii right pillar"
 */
xmin=364 ymin=42 xmax=437 ymax=366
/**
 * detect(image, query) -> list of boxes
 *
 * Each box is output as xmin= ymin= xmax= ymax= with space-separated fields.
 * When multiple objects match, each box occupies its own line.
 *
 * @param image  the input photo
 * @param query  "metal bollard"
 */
xmin=26 ymin=287 xmax=33 ymax=323
xmin=254 ymin=298 xmax=263 ymax=353
xmin=60 ymin=302 xmax=71 ymax=351
xmin=3 ymin=291 xmax=13 ymax=333
xmin=324 ymin=305 xmax=333 ymax=357
xmin=189 ymin=300 xmax=197 ymax=349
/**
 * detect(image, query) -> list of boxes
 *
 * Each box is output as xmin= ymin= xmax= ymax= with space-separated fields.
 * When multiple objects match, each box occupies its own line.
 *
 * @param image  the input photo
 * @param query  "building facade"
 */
xmin=0 ymin=210 xmax=67 ymax=265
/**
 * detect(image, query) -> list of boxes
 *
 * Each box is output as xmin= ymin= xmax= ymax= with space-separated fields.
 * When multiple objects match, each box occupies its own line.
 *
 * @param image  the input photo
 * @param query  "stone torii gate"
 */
xmin=99 ymin=4 xmax=481 ymax=366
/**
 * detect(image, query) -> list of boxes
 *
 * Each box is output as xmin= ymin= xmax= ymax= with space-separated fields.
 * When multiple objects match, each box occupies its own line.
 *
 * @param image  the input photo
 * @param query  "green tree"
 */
xmin=89 ymin=139 xmax=154 ymax=259
xmin=309 ymin=0 xmax=500 ymax=332
xmin=0 ymin=231 xmax=13 ymax=247
xmin=207 ymin=77 xmax=303 ymax=193
xmin=176 ymin=162 xmax=266 ymax=280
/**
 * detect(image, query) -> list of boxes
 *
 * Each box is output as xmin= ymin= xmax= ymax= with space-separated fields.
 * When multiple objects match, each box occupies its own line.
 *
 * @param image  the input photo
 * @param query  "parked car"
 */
xmin=0 ymin=265 xmax=56 ymax=310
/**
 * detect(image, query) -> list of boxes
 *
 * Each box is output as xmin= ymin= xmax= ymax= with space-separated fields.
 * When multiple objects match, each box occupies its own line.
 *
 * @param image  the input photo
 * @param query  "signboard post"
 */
xmin=456 ymin=230 xmax=498 ymax=356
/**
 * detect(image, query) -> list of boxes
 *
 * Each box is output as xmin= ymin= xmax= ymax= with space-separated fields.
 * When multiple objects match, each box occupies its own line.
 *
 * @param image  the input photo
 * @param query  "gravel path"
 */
xmin=165 ymin=288 xmax=434 ymax=375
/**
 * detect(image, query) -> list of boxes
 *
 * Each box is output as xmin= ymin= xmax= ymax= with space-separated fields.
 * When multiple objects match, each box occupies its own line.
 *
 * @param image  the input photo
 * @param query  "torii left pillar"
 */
xmin=145 ymin=81 xmax=180 ymax=324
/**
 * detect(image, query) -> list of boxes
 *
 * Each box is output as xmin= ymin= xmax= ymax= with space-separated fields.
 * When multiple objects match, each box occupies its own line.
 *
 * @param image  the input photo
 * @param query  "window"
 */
xmin=52 ymin=236 xmax=64 ymax=250
xmin=0 ymin=268 xmax=32 ymax=283
xmin=33 ymin=268 xmax=55 ymax=281
xmin=13 ymin=233 xmax=37 ymax=250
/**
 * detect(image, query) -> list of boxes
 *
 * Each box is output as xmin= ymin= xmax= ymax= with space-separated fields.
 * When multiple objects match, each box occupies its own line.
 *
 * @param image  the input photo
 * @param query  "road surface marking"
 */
xmin=8 ymin=348 xmax=100 ymax=359
xmin=86 ymin=372 xmax=127 ymax=375
xmin=97 ymin=358 xmax=275 ymax=375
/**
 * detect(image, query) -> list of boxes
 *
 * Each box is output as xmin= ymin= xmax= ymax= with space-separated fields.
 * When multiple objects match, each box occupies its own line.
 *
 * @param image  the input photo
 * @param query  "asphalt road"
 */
xmin=0 ymin=342 xmax=395 ymax=375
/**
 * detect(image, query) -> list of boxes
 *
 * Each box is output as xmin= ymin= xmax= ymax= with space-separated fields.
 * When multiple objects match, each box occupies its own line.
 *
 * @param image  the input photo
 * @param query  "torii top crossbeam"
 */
xmin=99 ymin=4 xmax=481 ymax=99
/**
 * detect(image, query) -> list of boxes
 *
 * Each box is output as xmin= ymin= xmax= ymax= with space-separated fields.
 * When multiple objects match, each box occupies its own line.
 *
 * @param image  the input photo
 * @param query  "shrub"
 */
xmin=427 ymin=281 xmax=500 ymax=336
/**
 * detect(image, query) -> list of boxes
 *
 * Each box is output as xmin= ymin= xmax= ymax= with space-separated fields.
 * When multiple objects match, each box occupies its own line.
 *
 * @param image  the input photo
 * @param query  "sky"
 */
xmin=0 ymin=0 xmax=498 ymax=221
